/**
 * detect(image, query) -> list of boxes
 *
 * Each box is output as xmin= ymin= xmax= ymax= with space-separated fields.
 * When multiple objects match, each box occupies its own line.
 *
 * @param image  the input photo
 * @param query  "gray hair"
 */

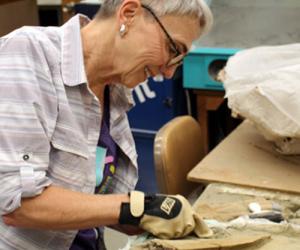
xmin=97 ymin=0 xmax=213 ymax=35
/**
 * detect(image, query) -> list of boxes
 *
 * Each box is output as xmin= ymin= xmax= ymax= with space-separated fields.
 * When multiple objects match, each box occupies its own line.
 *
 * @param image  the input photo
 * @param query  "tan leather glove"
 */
xmin=119 ymin=191 xmax=213 ymax=239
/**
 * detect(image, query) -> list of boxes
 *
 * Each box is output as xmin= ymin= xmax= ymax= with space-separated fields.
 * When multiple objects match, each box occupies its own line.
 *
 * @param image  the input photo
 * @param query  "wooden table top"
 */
xmin=188 ymin=121 xmax=300 ymax=195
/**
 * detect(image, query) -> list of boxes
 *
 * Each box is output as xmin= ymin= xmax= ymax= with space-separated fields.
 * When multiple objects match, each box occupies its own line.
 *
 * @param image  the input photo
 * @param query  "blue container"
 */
xmin=128 ymin=72 xmax=187 ymax=193
xmin=128 ymin=78 xmax=177 ymax=131
xmin=132 ymin=130 xmax=157 ymax=193
xmin=183 ymin=47 xmax=240 ymax=90
xmin=129 ymin=78 xmax=175 ymax=193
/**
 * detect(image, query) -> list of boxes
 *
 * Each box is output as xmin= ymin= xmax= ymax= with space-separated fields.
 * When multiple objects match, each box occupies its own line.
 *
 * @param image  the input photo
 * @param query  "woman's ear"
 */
xmin=118 ymin=0 xmax=141 ymax=27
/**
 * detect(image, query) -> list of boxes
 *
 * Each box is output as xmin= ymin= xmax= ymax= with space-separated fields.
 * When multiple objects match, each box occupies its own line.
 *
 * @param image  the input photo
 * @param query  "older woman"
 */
xmin=0 ymin=0 xmax=213 ymax=249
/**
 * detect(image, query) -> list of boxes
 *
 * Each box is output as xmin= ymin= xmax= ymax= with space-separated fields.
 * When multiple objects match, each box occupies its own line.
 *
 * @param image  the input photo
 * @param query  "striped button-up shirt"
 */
xmin=0 ymin=14 xmax=138 ymax=249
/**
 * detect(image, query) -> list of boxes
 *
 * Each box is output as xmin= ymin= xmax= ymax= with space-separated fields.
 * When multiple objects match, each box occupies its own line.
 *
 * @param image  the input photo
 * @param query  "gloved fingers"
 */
xmin=193 ymin=213 xmax=214 ymax=238
xmin=140 ymin=214 xmax=194 ymax=239
xmin=140 ymin=194 xmax=195 ymax=239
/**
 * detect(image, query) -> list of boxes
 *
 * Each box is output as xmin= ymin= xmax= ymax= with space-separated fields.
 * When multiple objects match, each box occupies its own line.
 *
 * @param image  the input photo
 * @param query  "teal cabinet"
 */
xmin=183 ymin=48 xmax=240 ymax=90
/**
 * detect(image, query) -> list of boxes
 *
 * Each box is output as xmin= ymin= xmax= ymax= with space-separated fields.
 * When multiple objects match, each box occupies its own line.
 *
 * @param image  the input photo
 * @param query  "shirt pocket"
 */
xmin=48 ymin=136 xmax=91 ymax=192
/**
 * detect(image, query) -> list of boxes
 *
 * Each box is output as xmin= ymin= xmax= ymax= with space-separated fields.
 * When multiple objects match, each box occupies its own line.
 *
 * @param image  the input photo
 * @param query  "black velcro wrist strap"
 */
xmin=118 ymin=202 xmax=142 ymax=226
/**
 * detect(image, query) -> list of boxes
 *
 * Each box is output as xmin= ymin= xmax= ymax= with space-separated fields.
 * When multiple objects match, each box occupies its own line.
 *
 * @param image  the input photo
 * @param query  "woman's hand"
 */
xmin=118 ymin=191 xmax=213 ymax=239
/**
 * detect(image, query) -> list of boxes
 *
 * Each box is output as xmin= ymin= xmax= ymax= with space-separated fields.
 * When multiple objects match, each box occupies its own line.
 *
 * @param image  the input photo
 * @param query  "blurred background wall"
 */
xmin=0 ymin=0 xmax=39 ymax=36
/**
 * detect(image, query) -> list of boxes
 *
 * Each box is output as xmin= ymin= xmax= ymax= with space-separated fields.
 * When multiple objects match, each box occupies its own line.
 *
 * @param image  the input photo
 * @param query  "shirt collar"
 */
xmin=61 ymin=14 xmax=90 ymax=86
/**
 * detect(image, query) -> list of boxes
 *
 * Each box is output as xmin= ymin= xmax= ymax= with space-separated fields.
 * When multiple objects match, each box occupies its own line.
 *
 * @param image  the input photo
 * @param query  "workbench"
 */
xmin=188 ymin=120 xmax=300 ymax=194
xmin=192 ymin=183 xmax=300 ymax=250
xmin=186 ymin=120 xmax=300 ymax=249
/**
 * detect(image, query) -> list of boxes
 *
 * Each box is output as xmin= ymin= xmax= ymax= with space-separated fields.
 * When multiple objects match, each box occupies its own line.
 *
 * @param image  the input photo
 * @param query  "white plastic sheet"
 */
xmin=223 ymin=44 xmax=300 ymax=154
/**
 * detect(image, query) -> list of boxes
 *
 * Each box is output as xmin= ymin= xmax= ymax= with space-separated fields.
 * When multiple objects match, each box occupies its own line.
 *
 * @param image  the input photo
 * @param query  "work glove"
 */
xmin=119 ymin=191 xmax=213 ymax=239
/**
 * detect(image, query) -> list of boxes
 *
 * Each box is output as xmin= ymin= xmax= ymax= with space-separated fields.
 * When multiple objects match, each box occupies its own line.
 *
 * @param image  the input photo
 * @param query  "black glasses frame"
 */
xmin=141 ymin=4 xmax=184 ymax=67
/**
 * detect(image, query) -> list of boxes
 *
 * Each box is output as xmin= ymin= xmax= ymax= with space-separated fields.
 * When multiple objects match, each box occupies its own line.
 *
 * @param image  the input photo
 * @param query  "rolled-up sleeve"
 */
xmin=0 ymin=32 xmax=55 ymax=215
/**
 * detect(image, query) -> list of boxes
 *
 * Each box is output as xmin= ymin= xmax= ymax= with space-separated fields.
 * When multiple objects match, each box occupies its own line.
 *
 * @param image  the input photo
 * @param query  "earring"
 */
xmin=120 ymin=24 xmax=126 ymax=37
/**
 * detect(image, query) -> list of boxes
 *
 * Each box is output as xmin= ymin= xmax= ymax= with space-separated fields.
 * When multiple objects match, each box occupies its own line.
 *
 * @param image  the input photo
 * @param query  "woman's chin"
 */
xmin=122 ymin=74 xmax=148 ymax=88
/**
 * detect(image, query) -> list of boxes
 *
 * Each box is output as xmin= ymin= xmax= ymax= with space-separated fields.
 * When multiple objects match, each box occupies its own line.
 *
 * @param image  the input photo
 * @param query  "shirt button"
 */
xmin=23 ymin=154 xmax=30 ymax=161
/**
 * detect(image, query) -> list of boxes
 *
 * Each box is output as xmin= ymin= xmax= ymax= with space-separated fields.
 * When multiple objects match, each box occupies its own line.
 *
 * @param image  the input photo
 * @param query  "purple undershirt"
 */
xmin=70 ymin=87 xmax=118 ymax=250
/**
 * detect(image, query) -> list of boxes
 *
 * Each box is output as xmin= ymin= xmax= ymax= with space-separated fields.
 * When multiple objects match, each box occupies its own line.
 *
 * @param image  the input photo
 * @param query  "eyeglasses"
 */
xmin=141 ymin=4 xmax=185 ymax=68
